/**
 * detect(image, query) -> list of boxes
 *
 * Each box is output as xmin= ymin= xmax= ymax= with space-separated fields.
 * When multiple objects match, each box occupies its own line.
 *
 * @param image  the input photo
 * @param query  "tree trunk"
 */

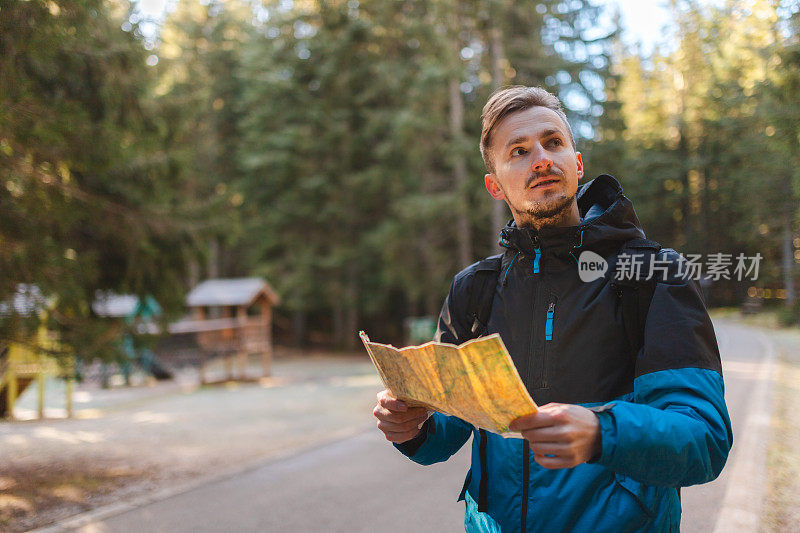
xmin=343 ymin=263 xmax=358 ymax=350
xmin=782 ymin=212 xmax=796 ymax=308
xmin=207 ymin=238 xmax=219 ymax=279
xmin=677 ymin=128 xmax=693 ymax=249
xmin=418 ymin=163 xmax=443 ymax=318
xmin=449 ymin=77 xmax=473 ymax=268
xmin=292 ymin=310 xmax=306 ymax=347
xmin=188 ymin=259 xmax=200 ymax=290
xmin=332 ymin=295 xmax=344 ymax=348
xmin=489 ymin=22 xmax=508 ymax=249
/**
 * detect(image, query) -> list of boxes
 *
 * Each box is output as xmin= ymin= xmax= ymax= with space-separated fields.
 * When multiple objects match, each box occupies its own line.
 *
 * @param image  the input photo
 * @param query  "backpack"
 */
xmin=464 ymin=237 xmax=665 ymax=512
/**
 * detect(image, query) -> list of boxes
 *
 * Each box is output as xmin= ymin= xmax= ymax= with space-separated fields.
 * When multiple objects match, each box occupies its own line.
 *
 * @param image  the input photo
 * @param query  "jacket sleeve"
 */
xmin=592 ymin=250 xmax=733 ymax=487
xmin=394 ymin=412 xmax=473 ymax=465
xmin=393 ymin=271 xmax=476 ymax=464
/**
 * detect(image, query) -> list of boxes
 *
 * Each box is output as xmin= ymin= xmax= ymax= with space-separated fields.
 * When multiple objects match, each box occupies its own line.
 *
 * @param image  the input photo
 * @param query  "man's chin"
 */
xmin=525 ymin=196 xmax=573 ymax=220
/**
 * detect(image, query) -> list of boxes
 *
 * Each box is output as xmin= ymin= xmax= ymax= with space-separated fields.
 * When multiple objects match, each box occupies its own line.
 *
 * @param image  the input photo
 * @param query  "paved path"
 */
xmin=34 ymin=318 xmax=775 ymax=532
xmin=64 ymin=430 xmax=470 ymax=533
xmin=680 ymin=320 xmax=774 ymax=532
xmin=681 ymin=320 xmax=775 ymax=532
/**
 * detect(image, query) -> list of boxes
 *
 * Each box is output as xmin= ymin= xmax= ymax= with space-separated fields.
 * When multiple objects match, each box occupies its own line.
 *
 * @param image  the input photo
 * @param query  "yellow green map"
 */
xmin=359 ymin=331 xmax=537 ymax=435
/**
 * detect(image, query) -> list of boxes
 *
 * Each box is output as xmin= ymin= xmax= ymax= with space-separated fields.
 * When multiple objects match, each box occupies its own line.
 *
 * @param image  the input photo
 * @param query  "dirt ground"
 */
xmin=0 ymin=461 xmax=146 ymax=532
xmin=0 ymin=349 xmax=381 ymax=532
xmin=761 ymin=329 xmax=800 ymax=532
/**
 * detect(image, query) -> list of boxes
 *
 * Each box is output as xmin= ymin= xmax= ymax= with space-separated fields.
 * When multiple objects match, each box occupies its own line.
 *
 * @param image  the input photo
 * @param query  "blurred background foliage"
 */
xmin=1 ymin=0 xmax=799 ymax=356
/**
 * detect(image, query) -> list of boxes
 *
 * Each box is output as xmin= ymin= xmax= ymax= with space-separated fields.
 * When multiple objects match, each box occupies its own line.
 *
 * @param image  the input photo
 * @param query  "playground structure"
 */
xmin=92 ymin=292 xmax=172 ymax=384
xmin=1 ymin=278 xmax=280 ymax=418
xmin=87 ymin=279 xmax=280 ymax=386
xmin=165 ymin=277 xmax=280 ymax=383
xmin=0 ymin=338 xmax=74 ymax=420
xmin=0 ymin=285 xmax=74 ymax=419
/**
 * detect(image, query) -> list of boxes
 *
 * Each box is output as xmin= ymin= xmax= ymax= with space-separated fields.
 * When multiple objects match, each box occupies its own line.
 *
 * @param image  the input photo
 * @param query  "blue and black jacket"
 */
xmin=395 ymin=175 xmax=733 ymax=532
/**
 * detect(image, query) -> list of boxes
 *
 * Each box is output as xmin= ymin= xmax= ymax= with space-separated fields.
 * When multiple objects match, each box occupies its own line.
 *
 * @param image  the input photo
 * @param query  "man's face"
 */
xmin=484 ymin=106 xmax=583 ymax=229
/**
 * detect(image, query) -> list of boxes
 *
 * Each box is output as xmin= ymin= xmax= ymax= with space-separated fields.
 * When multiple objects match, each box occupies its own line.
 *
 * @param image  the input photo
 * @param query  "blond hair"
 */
xmin=480 ymin=86 xmax=575 ymax=173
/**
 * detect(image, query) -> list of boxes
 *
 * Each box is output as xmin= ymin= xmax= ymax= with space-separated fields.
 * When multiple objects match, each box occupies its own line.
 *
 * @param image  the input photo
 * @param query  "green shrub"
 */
xmin=777 ymin=301 xmax=800 ymax=328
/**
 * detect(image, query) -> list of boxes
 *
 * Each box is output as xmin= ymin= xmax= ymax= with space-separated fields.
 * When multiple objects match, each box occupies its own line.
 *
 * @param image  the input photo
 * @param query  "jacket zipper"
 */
xmin=520 ymin=302 xmax=554 ymax=530
xmin=525 ymin=243 xmax=541 ymax=387
xmin=519 ymin=246 xmax=544 ymax=533
xmin=521 ymin=441 xmax=529 ymax=532
xmin=542 ymin=301 xmax=555 ymax=388
xmin=523 ymin=245 xmax=540 ymax=530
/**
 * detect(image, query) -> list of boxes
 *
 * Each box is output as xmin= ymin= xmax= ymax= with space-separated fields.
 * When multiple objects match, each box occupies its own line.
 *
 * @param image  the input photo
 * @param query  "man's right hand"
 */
xmin=373 ymin=389 xmax=429 ymax=443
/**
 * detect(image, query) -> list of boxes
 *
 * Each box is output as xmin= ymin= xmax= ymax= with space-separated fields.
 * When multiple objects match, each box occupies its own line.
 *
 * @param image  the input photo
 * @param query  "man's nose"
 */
xmin=532 ymin=158 xmax=553 ymax=173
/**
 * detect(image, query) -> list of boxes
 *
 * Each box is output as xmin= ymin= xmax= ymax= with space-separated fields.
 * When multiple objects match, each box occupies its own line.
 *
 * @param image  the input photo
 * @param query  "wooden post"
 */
xmin=237 ymin=351 xmax=247 ymax=380
xmin=199 ymin=351 xmax=207 ymax=386
xmin=64 ymin=356 xmax=74 ymax=418
xmin=65 ymin=376 xmax=73 ymax=418
xmin=262 ymin=305 xmax=272 ymax=378
xmin=7 ymin=363 xmax=17 ymax=420
xmin=37 ymin=363 xmax=45 ymax=419
xmin=237 ymin=306 xmax=247 ymax=380
xmin=225 ymin=352 xmax=233 ymax=381
xmin=262 ymin=342 xmax=272 ymax=378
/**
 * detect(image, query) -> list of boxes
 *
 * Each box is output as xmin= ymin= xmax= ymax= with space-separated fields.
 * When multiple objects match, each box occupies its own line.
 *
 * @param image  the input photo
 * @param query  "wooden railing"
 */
xmin=168 ymin=317 xmax=270 ymax=353
xmin=163 ymin=317 xmax=273 ymax=382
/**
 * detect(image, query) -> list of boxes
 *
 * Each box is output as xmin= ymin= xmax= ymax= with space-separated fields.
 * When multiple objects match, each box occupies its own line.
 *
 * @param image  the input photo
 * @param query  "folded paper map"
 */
xmin=359 ymin=331 xmax=537 ymax=435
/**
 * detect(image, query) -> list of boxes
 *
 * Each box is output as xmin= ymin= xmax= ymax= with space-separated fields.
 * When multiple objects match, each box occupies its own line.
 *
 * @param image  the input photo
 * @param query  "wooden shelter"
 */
xmin=169 ymin=278 xmax=279 ymax=382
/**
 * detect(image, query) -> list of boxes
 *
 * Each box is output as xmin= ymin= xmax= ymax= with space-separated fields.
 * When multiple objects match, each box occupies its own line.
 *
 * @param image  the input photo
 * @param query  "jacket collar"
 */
xmin=498 ymin=174 xmax=646 ymax=258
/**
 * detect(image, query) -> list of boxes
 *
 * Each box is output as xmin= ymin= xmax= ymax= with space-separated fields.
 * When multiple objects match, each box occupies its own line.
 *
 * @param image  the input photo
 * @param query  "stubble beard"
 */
xmin=505 ymin=169 xmax=578 ymax=229
xmin=515 ymin=191 xmax=576 ymax=229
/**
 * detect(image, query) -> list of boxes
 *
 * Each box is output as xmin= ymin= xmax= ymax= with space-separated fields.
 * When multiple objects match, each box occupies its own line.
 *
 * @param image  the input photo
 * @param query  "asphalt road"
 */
xmin=55 ymin=318 xmax=773 ymax=532
xmin=681 ymin=320 xmax=774 ymax=532
xmin=65 ymin=430 xmax=469 ymax=533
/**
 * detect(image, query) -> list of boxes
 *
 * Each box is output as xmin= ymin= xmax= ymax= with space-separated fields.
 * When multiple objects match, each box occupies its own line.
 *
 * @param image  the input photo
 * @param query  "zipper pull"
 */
xmin=533 ymin=247 xmax=541 ymax=274
xmin=545 ymin=302 xmax=555 ymax=340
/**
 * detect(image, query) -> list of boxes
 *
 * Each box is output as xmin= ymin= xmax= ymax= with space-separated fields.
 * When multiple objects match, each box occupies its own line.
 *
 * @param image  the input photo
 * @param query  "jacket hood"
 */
xmin=499 ymin=174 xmax=646 ymax=258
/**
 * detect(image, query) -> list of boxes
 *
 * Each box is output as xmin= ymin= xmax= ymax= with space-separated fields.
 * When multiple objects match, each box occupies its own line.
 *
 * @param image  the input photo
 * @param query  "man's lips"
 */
xmin=529 ymin=176 xmax=560 ymax=189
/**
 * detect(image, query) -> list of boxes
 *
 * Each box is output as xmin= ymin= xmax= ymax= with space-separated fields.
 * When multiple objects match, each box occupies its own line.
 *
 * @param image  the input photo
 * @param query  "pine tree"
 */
xmin=0 ymin=0 xmax=197 ymax=361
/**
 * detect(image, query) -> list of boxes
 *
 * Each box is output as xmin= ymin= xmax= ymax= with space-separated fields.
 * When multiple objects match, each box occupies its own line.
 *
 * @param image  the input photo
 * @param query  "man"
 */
xmin=373 ymin=86 xmax=733 ymax=532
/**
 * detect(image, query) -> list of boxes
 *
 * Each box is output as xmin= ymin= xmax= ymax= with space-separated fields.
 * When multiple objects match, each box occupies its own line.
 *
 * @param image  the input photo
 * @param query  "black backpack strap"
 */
xmin=466 ymin=255 xmax=503 ymax=337
xmin=610 ymin=238 xmax=661 ymax=362
xmin=478 ymin=428 xmax=489 ymax=512
xmin=462 ymin=254 xmax=502 ymax=514
xmin=614 ymin=239 xmax=681 ymax=500
xmin=610 ymin=239 xmax=681 ymax=499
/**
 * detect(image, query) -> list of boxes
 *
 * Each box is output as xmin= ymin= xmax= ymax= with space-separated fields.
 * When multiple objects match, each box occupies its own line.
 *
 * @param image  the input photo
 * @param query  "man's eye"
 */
xmin=510 ymin=147 xmax=527 ymax=157
xmin=547 ymin=138 xmax=563 ymax=147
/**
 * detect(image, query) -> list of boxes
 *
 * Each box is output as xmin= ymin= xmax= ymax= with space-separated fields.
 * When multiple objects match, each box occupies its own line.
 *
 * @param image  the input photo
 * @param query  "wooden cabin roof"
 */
xmin=186 ymin=278 xmax=279 ymax=308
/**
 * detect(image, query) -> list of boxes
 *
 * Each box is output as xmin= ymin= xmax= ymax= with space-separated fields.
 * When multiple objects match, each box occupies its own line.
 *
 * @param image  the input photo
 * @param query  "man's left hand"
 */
xmin=509 ymin=403 xmax=601 ymax=469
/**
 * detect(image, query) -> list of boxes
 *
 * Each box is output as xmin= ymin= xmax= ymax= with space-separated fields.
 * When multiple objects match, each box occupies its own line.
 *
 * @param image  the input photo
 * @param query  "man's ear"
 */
xmin=576 ymin=152 xmax=584 ymax=180
xmin=485 ymin=173 xmax=505 ymax=200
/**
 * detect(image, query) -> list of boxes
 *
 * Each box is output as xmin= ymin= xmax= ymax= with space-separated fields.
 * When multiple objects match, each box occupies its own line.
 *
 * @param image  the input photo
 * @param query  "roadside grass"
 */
xmin=710 ymin=306 xmax=781 ymax=329
xmin=762 ymin=328 xmax=800 ymax=532
xmin=711 ymin=308 xmax=800 ymax=531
